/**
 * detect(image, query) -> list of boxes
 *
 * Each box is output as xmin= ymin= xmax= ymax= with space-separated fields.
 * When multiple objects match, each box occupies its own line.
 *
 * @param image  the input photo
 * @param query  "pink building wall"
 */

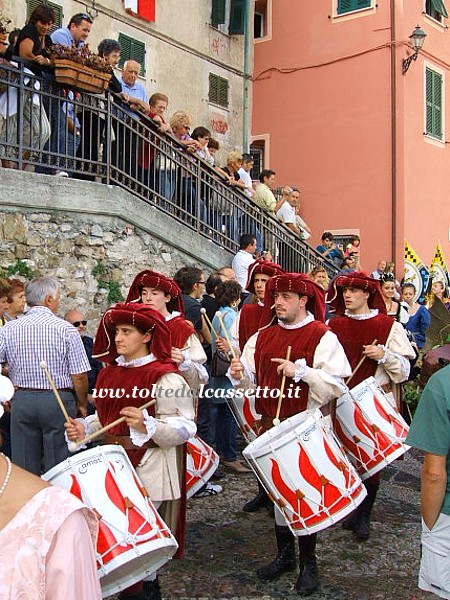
xmin=252 ymin=0 xmax=450 ymax=274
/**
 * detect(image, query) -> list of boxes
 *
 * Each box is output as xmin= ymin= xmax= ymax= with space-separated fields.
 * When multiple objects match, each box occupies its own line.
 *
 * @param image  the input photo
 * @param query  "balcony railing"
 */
xmin=0 ymin=60 xmax=338 ymax=276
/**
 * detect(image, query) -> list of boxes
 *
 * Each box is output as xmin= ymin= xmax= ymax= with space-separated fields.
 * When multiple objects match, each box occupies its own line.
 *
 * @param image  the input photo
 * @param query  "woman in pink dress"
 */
xmin=0 ymin=394 xmax=101 ymax=600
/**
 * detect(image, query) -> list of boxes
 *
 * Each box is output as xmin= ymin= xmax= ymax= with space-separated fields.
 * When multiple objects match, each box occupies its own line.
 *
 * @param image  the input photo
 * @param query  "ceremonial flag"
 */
xmin=123 ymin=0 xmax=155 ymax=22
xmin=430 ymin=242 xmax=450 ymax=289
xmin=404 ymin=240 xmax=430 ymax=303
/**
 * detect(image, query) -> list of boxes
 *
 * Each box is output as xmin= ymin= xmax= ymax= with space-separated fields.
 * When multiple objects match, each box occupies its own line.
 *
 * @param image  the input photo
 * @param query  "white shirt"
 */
xmin=277 ymin=201 xmax=296 ymax=225
xmin=232 ymin=250 xmax=255 ymax=292
xmin=237 ymin=168 xmax=254 ymax=198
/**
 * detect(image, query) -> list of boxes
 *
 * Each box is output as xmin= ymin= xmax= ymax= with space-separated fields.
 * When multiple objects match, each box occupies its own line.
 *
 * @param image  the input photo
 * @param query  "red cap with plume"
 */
xmin=260 ymin=273 xmax=326 ymax=327
xmin=93 ymin=303 xmax=175 ymax=365
xmin=326 ymin=271 xmax=387 ymax=315
xmin=126 ymin=269 xmax=184 ymax=315
xmin=245 ymin=260 xmax=284 ymax=295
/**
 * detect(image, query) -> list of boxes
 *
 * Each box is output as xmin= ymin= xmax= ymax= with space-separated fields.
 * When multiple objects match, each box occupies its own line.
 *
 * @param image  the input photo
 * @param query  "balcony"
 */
xmin=0 ymin=60 xmax=336 ymax=276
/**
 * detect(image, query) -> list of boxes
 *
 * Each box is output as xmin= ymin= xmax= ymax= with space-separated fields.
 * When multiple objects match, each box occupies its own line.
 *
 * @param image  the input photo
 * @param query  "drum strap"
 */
xmin=103 ymin=434 xmax=158 ymax=450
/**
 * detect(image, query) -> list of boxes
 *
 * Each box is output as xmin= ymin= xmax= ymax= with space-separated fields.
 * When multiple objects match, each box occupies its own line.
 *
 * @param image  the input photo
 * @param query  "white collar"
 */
xmin=257 ymin=300 xmax=264 ymax=307
xmin=278 ymin=311 xmax=315 ymax=330
xmin=116 ymin=354 xmax=156 ymax=368
xmin=344 ymin=309 xmax=379 ymax=321
xmin=165 ymin=311 xmax=181 ymax=321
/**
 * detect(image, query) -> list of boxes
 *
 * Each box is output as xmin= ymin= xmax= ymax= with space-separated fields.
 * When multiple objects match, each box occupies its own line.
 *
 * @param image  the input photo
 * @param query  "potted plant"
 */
xmin=50 ymin=44 xmax=113 ymax=93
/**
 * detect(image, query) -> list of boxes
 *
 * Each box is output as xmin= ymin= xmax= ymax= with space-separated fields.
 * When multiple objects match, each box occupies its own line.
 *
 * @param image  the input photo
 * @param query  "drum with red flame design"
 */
xmin=243 ymin=410 xmax=366 ymax=536
xmin=335 ymin=376 xmax=410 ymax=480
xmin=43 ymin=445 xmax=178 ymax=597
xmin=227 ymin=392 xmax=262 ymax=443
xmin=186 ymin=436 xmax=219 ymax=498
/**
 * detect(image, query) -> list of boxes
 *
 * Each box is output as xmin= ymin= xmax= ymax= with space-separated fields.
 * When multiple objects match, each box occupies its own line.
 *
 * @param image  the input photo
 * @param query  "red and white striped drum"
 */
xmin=243 ymin=410 xmax=366 ymax=536
xmin=186 ymin=436 xmax=219 ymax=498
xmin=43 ymin=445 xmax=178 ymax=598
xmin=227 ymin=392 xmax=262 ymax=443
xmin=335 ymin=376 xmax=410 ymax=480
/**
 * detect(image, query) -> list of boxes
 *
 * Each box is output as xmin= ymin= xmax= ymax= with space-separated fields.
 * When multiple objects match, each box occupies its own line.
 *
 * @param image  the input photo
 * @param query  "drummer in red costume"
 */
xmin=229 ymin=273 xmax=350 ymax=596
xmin=327 ymin=271 xmax=415 ymax=542
xmin=235 ymin=260 xmax=284 ymax=352
xmin=126 ymin=269 xmax=208 ymax=391
xmin=65 ymin=303 xmax=196 ymax=600
xmin=232 ymin=259 xmax=283 ymax=512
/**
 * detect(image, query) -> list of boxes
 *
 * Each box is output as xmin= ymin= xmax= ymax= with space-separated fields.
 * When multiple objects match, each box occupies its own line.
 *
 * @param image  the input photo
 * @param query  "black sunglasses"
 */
xmin=72 ymin=320 xmax=87 ymax=327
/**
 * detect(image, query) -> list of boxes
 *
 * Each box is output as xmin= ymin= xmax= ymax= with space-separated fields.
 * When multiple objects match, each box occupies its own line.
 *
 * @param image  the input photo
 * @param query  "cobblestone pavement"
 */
xmin=108 ymin=447 xmax=437 ymax=600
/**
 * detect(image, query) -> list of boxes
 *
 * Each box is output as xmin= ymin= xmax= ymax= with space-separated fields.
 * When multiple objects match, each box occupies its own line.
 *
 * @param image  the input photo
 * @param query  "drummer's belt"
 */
xmin=103 ymin=434 xmax=158 ymax=450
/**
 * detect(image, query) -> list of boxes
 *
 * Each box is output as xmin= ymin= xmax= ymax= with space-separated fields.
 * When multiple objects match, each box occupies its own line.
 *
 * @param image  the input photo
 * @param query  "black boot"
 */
xmin=341 ymin=507 xmax=361 ymax=532
xmin=295 ymin=534 xmax=319 ymax=596
xmin=243 ymin=481 xmax=271 ymax=512
xmin=351 ymin=481 xmax=379 ymax=541
xmin=118 ymin=590 xmax=147 ymax=600
xmin=256 ymin=524 xmax=296 ymax=581
xmin=143 ymin=578 xmax=162 ymax=600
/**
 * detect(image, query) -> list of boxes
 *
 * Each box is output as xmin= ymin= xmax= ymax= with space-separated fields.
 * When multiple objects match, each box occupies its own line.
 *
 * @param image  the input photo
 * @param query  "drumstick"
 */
xmin=273 ymin=346 xmax=292 ymax=426
xmin=215 ymin=311 xmax=243 ymax=380
xmin=346 ymin=339 xmax=377 ymax=386
xmin=70 ymin=398 xmax=157 ymax=450
xmin=40 ymin=360 xmax=71 ymax=424
xmin=200 ymin=307 xmax=219 ymax=338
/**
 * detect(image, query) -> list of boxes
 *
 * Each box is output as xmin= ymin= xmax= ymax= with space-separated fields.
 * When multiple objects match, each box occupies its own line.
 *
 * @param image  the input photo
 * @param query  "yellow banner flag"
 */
xmin=404 ymin=240 xmax=429 ymax=303
xmin=430 ymin=242 xmax=450 ymax=288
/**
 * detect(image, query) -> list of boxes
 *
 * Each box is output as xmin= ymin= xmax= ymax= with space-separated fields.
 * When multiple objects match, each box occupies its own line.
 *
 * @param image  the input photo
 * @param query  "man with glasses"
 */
xmin=112 ymin=59 xmax=150 ymax=182
xmin=65 ymin=308 xmax=102 ymax=414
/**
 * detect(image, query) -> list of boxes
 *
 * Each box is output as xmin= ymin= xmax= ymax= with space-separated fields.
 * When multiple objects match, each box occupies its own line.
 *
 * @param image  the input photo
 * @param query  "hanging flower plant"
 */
xmin=50 ymin=43 xmax=113 ymax=74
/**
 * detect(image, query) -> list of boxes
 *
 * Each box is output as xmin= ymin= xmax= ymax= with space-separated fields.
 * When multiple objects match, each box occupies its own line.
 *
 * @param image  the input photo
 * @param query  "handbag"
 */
xmin=211 ymin=349 xmax=231 ymax=377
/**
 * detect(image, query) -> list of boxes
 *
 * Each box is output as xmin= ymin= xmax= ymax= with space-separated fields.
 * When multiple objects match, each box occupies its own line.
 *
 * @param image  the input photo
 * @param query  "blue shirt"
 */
xmin=316 ymin=244 xmax=343 ymax=261
xmin=120 ymin=79 xmax=149 ymax=103
xmin=51 ymin=27 xmax=84 ymax=48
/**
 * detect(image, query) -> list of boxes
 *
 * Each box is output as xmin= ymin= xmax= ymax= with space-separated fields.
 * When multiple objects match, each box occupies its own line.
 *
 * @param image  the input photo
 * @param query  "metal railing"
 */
xmin=0 ymin=59 xmax=338 ymax=276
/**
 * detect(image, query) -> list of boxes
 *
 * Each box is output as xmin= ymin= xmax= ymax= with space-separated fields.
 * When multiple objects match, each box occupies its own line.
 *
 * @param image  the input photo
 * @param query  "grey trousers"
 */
xmin=11 ymin=389 xmax=76 ymax=475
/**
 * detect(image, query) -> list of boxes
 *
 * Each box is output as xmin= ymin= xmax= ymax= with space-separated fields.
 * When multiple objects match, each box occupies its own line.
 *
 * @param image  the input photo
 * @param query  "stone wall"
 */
xmin=0 ymin=169 xmax=232 ymax=322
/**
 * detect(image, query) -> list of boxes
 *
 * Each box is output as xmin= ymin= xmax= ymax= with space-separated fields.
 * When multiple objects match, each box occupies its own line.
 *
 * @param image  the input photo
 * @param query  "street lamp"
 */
xmin=402 ymin=26 xmax=427 ymax=75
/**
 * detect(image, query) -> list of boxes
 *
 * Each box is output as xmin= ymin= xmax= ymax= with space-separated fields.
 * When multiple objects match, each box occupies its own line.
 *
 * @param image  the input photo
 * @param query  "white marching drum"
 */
xmin=243 ymin=410 xmax=366 ymax=536
xmin=227 ymin=392 xmax=262 ymax=443
xmin=186 ymin=436 xmax=219 ymax=498
xmin=43 ymin=445 xmax=178 ymax=598
xmin=335 ymin=376 xmax=410 ymax=480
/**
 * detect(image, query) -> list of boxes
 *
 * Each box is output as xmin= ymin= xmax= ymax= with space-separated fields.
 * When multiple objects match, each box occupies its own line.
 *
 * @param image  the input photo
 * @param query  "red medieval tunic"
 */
xmin=328 ymin=314 xmax=393 ymax=388
xmin=254 ymin=321 xmax=329 ymax=426
xmin=239 ymin=303 xmax=263 ymax=351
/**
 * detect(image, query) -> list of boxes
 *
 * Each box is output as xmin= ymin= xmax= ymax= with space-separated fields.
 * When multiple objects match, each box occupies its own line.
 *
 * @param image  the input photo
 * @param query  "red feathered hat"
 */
xmin=126 ymin=269 xmax=184 ymax=315
xmin=327 ymin=271 xmax=387 ymax=315
xmin=260 ymin=273 xmax=326 ymax=327
xmin=93 ymin=303 xmax=175 ymax=365
xmin=245 ymin=260 xmax=284 ymax=295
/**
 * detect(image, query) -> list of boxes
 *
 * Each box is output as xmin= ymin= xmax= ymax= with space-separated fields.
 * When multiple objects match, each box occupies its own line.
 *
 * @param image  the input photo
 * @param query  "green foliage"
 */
xmin=403 ymin=378 xmax=422 ymax=421
xmin=106 ymin=281 xmax=124 ymax=304
xmin=91 ymin=262 xmax=124 ymax=304
xmin=5 ymin=260 xmax=34 ymax=280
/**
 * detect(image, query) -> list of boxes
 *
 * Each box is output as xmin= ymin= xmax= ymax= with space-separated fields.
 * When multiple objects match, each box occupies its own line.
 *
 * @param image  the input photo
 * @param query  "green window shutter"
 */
xmin=337 ymin=0 xmax=371 ymax=15
xmin=430 ymin=0 xmax=449 ymax=18
xmin=426 ymin=68 xmax=443 ymax=140
xmin=118 ymin=33 xmax=146 ymax=76
xmin=27 ymin=0 xmax=63 ymax=30
xmin=211 ymin=0 xmax=226 ymax=26
xmin=229 ymin=0 xmax=246 ymax=35
xmin=209 ymin=73 xmax=229 ymax=108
